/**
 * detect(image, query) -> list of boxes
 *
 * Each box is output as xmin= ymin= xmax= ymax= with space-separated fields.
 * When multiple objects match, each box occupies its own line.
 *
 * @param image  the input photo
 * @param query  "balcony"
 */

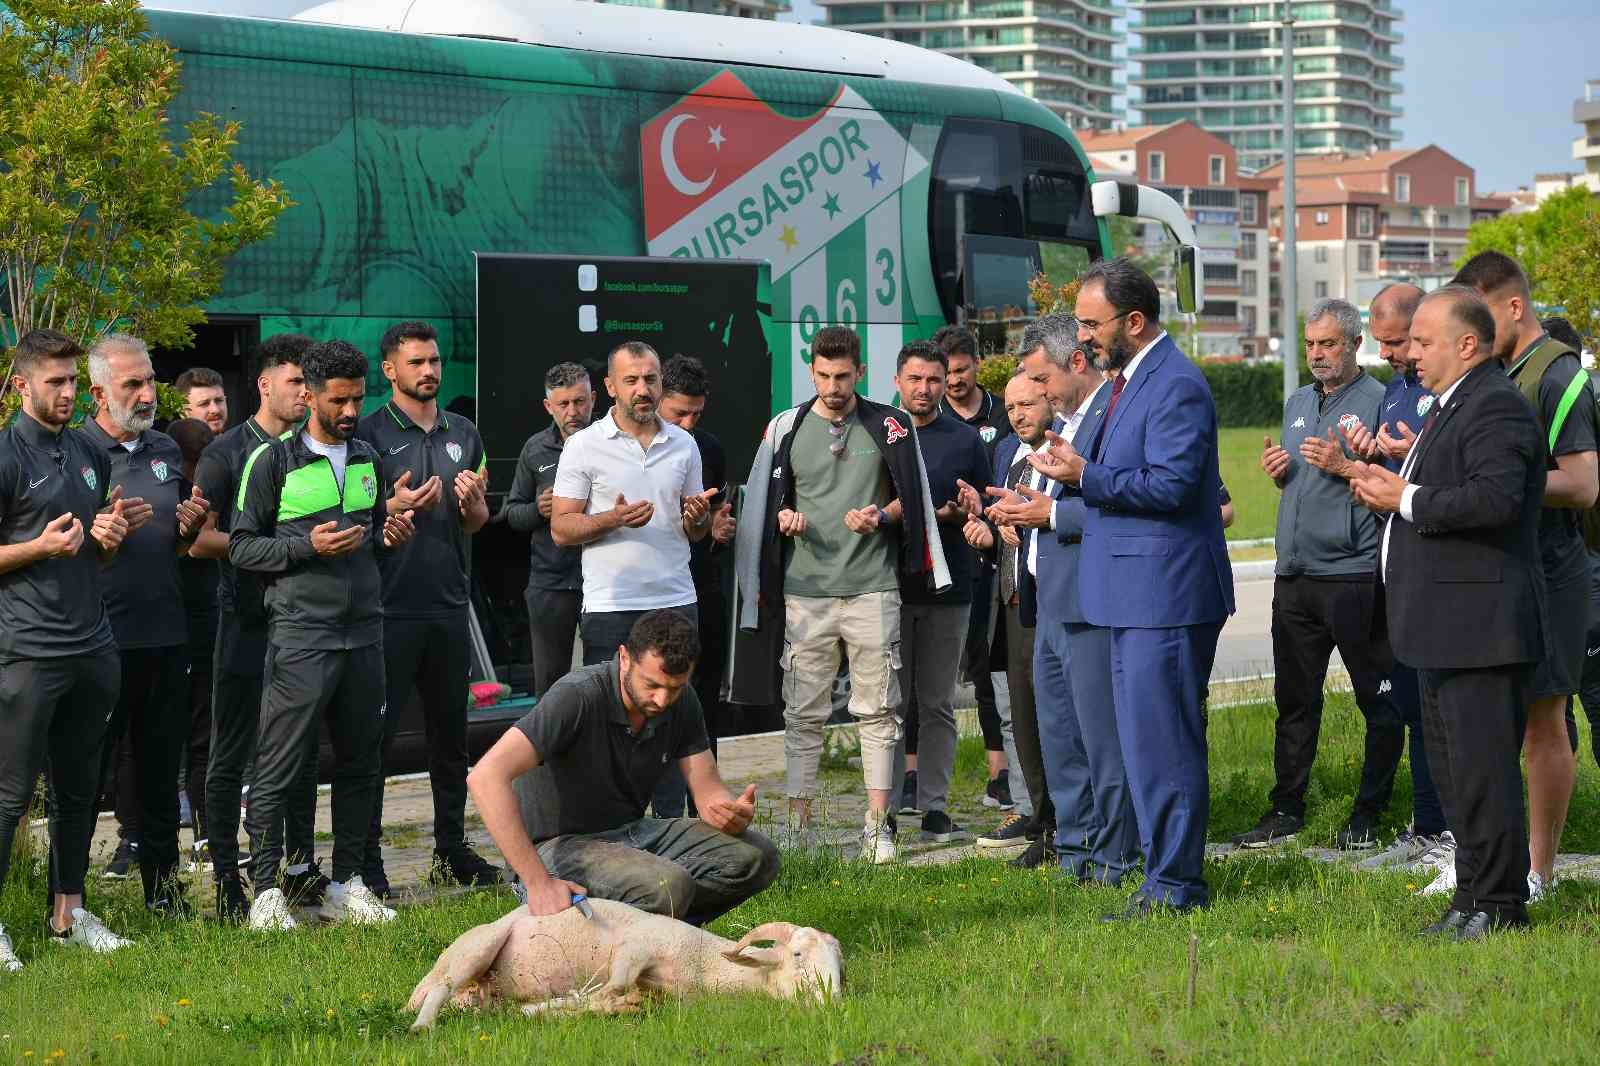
xmin=1575 ymin=135 xmax=1600 ymax=161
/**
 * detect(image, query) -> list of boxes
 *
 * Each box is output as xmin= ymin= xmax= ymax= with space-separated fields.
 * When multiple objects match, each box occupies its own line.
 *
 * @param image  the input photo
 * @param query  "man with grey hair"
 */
xmin=82 ymin=333 xmax=211 ymax=914
xmin=987 ymin=311 xmax=1140 ymax=880
xmin=1240 ymin=298 xmax=1404 ymax=851
xmin=505 ymin=361 xmax=596 ymax=695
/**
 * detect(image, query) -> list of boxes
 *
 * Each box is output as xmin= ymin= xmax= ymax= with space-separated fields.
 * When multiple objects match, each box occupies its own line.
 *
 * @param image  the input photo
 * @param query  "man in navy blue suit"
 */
xmin=1029 ymin=259 xmax=1235 ymax=916
xmin=991 ymin=314 xmax=1140 ymax=885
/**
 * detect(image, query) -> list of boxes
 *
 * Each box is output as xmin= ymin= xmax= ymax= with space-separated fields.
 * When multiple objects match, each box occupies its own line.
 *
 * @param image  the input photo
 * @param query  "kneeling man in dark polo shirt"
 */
xmin=468 ymin=609 xmax=780 ymax=922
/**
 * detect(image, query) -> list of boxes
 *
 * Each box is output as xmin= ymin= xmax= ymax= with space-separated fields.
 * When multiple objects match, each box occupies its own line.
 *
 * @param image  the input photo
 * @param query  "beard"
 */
xmin=28 ymin=391 xmax=72 ymax=427
xmin=1099 ymin=322 xmax=1137 ymax=372
xmin=398 ymin=378 xmax=439 ymax=402
xmin=107 ymin=396 xmax=155 ymax=434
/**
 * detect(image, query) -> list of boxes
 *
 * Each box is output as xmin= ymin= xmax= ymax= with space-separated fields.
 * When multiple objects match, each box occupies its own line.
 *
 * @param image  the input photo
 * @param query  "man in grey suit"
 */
xmin=990 ymin=313 xmax=1139 ymax=884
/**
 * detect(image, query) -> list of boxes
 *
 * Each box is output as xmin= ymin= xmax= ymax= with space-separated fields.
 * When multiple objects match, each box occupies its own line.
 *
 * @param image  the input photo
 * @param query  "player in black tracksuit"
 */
xmin=192 ymin=334 xmax=323 ymax=922
xmin=0 ymin=330 xmax=131 ymax=962
xmin=356 ymin=321 xmax=498 ymax=895
xmin=230 ymin=341 xmax=416 ymax=926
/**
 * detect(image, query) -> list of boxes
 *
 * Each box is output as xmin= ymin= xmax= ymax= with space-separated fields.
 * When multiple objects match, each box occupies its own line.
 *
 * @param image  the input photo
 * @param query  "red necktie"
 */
xmin=1094 ymin=372 xmax=1127 ymax=461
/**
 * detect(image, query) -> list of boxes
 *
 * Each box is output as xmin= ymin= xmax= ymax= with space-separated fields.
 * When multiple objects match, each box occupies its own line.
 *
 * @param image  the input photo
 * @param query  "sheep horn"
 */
xmin=727 ymin=922 xmax=799 ymax=954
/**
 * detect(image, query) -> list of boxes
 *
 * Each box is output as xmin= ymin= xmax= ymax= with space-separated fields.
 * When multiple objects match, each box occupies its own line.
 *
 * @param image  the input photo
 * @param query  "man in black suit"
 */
xmin=1349 ymin=285 xmax=1546 ymax=941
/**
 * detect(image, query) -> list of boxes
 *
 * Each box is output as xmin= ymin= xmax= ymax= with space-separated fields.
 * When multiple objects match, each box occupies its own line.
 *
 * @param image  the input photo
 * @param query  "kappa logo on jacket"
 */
xmin=1291 ymin=417 xmax=1306 ymax=429
xmin=883 ymin=416 xmax=908 ymax=444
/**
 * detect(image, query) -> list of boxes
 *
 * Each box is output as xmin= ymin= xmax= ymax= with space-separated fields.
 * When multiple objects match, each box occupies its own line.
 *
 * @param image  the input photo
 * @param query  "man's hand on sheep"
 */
xmin=701 ymin=783 xmax=758 ymax=835
xmin=523 ymin=874 xmax=591 ymax=917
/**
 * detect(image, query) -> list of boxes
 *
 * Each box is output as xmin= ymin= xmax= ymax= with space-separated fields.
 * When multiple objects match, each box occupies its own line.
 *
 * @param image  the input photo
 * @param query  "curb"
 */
xmin=1232 ymin=559 xmax=1277 ymax=582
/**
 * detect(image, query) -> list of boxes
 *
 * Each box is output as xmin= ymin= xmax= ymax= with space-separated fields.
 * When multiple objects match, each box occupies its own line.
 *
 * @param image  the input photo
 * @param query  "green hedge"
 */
xmin=1200 ymin=360 xmax=1393 ymax=427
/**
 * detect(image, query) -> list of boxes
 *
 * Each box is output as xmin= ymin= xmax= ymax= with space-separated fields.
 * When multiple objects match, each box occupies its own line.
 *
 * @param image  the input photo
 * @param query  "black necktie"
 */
xmin=999 ymin=453 xmax=1029 ymax=605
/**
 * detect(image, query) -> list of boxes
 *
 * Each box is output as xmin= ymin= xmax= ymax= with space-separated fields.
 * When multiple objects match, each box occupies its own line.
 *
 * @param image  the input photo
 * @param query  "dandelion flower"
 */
xmin=176 ymin=998 xmax=192 ymax=1008
xmin=155 ymin=1016 xmax=170 ymax=1028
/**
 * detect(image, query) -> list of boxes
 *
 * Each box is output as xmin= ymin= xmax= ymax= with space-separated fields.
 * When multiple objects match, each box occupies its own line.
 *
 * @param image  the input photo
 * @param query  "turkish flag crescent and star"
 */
xmin=641 ymin=71 xmax=839 ymax=243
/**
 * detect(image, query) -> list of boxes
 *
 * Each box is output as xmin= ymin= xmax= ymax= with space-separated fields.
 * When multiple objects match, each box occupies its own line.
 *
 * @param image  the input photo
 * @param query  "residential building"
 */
xmin=819 ymin=0 xmax=1124 ymax=131
xmin=1255 ymin=146 xmax=1508 ymax=341
xmin=1080 ymin=121 xmax=1271 ymax=355
xmin=1128 ymin=0 xmax=1403 ymax=173
xmin=1575 ymin=79 xmax=1600 ymax=194
xmin=590 ymin=0 xmax=789 ymax=17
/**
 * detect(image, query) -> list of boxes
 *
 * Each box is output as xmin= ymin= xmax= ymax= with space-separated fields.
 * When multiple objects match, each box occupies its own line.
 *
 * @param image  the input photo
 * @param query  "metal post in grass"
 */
xmin=1280 ymin=2 xmax=1299 ymax=403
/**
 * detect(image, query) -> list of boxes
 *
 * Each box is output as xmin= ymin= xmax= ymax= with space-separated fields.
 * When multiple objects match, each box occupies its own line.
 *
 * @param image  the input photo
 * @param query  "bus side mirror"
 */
xmin=1174 ymin=245 xmax=1199 ymax=315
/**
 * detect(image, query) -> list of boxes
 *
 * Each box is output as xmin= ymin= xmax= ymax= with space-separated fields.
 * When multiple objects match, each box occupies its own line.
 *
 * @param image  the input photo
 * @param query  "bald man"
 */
xmin=1338 ymin=282 xmax=1450 ymax=874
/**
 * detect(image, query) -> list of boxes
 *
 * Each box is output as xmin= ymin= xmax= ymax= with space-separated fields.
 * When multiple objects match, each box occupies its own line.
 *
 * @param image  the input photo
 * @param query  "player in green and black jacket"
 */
xmin=229 ymin=340 xmax=416 ymax=931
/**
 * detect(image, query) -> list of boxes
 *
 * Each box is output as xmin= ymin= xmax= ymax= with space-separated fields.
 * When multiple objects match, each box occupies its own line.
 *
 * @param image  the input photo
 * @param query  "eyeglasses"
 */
xmin=828 ymin=419 xmax=849 ymax=459
xmin=1077 ymin=310 xmax=1131 ymax=333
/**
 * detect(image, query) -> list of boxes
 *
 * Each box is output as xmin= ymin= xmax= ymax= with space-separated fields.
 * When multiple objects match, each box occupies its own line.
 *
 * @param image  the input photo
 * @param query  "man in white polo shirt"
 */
xmin=551 ymin=341 xmax=714 ymax=664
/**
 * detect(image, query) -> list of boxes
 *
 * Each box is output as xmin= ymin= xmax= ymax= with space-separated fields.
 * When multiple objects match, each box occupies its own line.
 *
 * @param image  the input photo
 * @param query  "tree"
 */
xmin=1542 ymin=208 xmax=1600 ymax=349
xmin=1460 ymin=186 xmax=1600 ymax=305
xmin=0 ymin=0 xmax=290 ymax=414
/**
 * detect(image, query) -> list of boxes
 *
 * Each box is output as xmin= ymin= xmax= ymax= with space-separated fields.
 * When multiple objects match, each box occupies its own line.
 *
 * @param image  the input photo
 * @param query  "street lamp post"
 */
xmin=1281 ymin=3 xmax=1298 ymax=401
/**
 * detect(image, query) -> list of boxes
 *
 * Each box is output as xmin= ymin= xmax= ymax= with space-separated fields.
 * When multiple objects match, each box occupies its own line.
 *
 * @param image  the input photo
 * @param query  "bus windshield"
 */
xmin=928 ymin=119 xmax=1100 ymax=325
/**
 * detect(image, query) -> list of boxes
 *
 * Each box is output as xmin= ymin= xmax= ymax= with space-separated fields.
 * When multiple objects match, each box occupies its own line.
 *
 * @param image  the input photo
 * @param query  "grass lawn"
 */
xmin=1219 ymin=425 xmax=1280 ymax=543
xmin=4 ymin=696 xmax=1599 ymax=1065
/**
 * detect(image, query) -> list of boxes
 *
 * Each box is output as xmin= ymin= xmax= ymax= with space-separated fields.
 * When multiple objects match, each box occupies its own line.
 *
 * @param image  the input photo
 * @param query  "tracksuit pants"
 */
xmin=247 ymin=642 xmax=385 ymax=894
xmin=207 ymin=614 xmax=316 ymax=880
xmin=891 ymin=602 xmax=972 ymax=815
xmin=0 ymin=649 xmax=120 ymax=897
xmin=97 ymin=646 xmax=190 ymax=904
xmin=367 ymin=613 xmax=472 ymax=860
xmin=525 ymin=586 xmax=581 ymax=698
xmin=1269 ymin=576 xmax=1405 ymax=822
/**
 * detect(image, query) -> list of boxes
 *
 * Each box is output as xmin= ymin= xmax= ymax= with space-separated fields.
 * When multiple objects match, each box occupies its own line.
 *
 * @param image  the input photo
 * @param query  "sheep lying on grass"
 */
xmin=408 ymin=898 xmax=844 ymax=1029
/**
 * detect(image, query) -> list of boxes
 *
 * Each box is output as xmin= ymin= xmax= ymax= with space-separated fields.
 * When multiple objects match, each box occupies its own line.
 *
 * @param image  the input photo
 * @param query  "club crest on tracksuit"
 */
xmin=979 ymin=426 xmax=997 ymax=443
xmin=80 ymin=465 xmax=96 ymax=491
xmin=445 ymin=441 xmax=463 ymax=463
xmin=1417 ymin=395 xmax=1434 ymax=418
xmin=883 ymin=416 xmax=908 ymax=444
xmin=150 ymin=459 xmax=168 ymax=482
xmin=1337 ymin=413 xmax=1360 ymax=435
xmin=362 ymin=474 xmax=376 ymax=500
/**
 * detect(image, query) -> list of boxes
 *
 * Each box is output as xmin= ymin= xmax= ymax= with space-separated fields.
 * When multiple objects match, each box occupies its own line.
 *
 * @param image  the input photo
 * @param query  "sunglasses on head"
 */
xmin=828 ymin=419 xmax=848 ymax=459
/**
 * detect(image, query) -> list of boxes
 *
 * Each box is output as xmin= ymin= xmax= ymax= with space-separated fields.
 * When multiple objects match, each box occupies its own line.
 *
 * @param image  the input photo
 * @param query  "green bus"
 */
xmin=152 ymin=0 xmax=1200 ymax=417
xmin=145 ymin=0 xmax=1201 ymax=721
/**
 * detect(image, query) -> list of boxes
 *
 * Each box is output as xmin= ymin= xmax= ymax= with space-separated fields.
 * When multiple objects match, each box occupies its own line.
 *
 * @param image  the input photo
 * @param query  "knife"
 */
xmin=571 ymin=892 xmax=595 ymax=920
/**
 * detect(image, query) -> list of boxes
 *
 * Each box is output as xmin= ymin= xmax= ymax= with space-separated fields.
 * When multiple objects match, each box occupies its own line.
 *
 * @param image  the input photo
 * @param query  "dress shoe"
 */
xmin=1419 ymin=908 xmax=1470 ymax=937
xmin=1453 ymin=909 xmax=1530 ymax=942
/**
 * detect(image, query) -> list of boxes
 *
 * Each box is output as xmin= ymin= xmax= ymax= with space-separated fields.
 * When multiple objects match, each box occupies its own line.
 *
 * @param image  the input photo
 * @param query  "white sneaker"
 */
xmin=0 ymin=925 xmax=21 ymax=972
xmin=248 ymin=887 xmax=298 ymax=931
xmin=50 ymin=908 xmax=132 ymax=953
xmin=1528 ymin=871 xmax=1554 ymax=904
xmin=1419 ymin=859 xmax=1457 ymax=897
xmin=859 ymin=815 xmax=897 ymax=865
xmin=1407 ymin=830 xmax=1456 ymax=874
xmin=321 ymin=876 xmax=397 ymax=925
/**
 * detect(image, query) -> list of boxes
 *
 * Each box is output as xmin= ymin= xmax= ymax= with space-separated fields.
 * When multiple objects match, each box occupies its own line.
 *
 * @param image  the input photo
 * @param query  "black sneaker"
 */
xmin=1009 ymin=838 xmax=1059 ymax=870
xmin=102 ymin=838 xmax=138 ymax=880
xmin=976 ymin=812 xmax=1031 ymax=851
xmin=898 ymin=771 xmax=920 ymax=816
xmin=282 ymin=862 xmax=332 ymax=907
xmin=1336 ymin=815 xmax=1380 ymax=851
xmin=362 ymin=860 xmax=394 ymax=900
xmin=148 ymin=878 xmax=192 ymax=920
xmin=983 ymin=774 xmax=1015 ymax=811
xmin=920 ymin=810 xmax=965 ymax=843
xmin=216 ymin=873 xmax=250 ymax=925
xmin=1231 ymin=810 xmax=1304 ymax=849
xmin=430 ymin=846 xmax=503 ymax=888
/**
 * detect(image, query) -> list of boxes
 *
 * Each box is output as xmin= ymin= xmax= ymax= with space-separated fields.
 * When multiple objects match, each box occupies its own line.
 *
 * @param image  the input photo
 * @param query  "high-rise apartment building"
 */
xmin=819 ymin=0 xmax=1123 ymax=131
xmin=1574 ymin=79 xmax=1600 ymax=194
xmin=590 ymin=0 xmax=789 ymax=18
xmin=1129 ymin=1 xmax=1403 ymax=173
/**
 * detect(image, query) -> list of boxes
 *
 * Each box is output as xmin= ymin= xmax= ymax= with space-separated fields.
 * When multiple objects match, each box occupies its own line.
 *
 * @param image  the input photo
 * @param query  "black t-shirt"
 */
xmin=356 ymin=402 xmax=486 ymax=618
xmin=0 ymin=415 xmax=115 ymax=660
xmin=195 ymin=417 xmax=284 ymax=619
xmin=1512 ymin=347 xmax=1597 ymax=581
xmin=513 ymin=661 xmax=710 ymax=842
xmin=81 ymin=420 xmax=189 ymax=650
xmin=942 ymin=391 xmax=1011 ymax=459
xmin=901 ymin=413 xmax=991 ymax=606
xmin=689 ymin=426 xmax=728 ymax=587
